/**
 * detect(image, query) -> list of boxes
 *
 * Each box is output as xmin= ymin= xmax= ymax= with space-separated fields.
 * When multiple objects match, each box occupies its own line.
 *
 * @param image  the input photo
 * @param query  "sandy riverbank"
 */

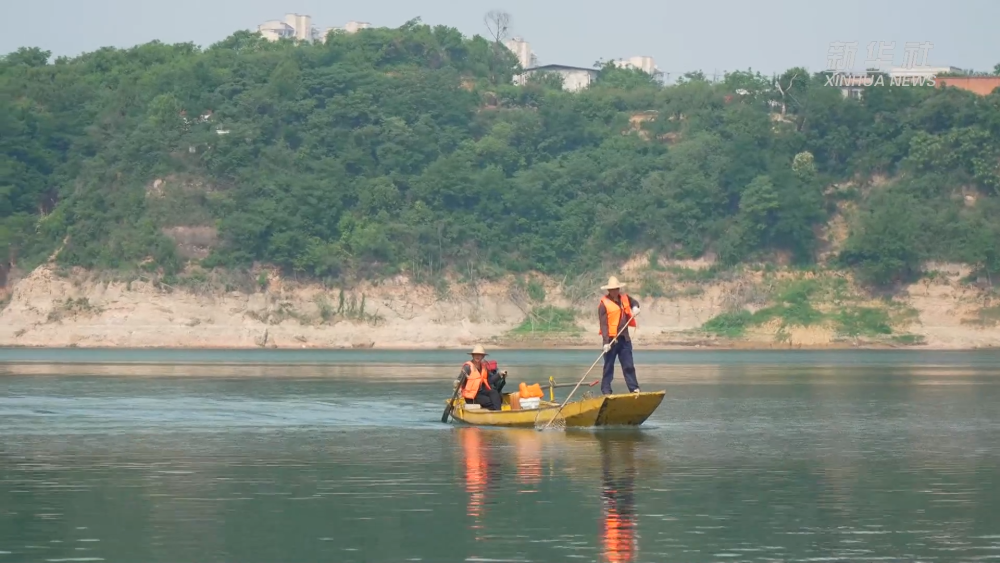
xmin=3 ymin=260 xmax=1000 ymax=351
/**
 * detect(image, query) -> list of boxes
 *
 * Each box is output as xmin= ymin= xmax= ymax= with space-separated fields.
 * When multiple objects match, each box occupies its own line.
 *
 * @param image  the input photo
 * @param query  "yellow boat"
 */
xmin=446 ymin=390 xmax=665 ymax=428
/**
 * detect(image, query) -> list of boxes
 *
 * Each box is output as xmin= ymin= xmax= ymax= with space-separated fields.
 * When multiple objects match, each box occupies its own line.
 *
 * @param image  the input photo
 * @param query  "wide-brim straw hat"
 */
xmin=600 ymin=276 xmax=625 ymax=291
xmin=469 ymin=344 xmax=488 ymax=356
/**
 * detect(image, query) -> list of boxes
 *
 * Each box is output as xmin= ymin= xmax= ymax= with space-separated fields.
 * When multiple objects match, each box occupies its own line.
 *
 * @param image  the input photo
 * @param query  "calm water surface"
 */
xmin=1 ymin=349 xmax=999 ymax=562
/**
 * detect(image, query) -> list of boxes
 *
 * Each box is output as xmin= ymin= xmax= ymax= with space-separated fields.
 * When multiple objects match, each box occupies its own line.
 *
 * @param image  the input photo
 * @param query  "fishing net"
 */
xmin=540 ymin=412 xmax=567 ymax=431
xmin=533 ymin=405 xmax=567 ymax=431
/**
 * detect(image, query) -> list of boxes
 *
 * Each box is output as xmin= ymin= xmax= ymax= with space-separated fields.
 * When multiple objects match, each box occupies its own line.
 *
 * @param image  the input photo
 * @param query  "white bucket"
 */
xmin=464 ymin=403 xmax=481 ymax=410
xmin=520 ymin=397 xmax=541 ymax=410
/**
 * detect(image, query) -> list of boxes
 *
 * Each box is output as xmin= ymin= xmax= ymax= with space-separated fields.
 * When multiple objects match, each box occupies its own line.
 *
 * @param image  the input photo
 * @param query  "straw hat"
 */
xmin=600 ymin=276 xmax=625 ymax=291
xmin=469 ymin=344 xmax=488 ymax=356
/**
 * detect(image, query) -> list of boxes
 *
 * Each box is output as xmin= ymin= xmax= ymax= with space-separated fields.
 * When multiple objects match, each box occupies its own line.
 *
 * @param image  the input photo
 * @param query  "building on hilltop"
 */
xmin=504 ymin=37 xmax=538 ymax=70
xmin=828 ymin=65 xmax=991 ymax=99
xmin=888 ymin=65 xmax=964 ymax=80
xmin=285 ymin=13 xmax=313 ymax=41
xmin=316 ymin=27 xmax=336 ymax=41
xmin=315 ymin=21 xmax=373 ymax=42
xmin=257 ymin=19 xmax=296 ymax=41
xmin=257 ymin=14 xmax=372 ymax=43
xmin=613 ymin=56 xmax=663 ymax=80
xmin=887 ymin=65 xmax=1000 ymax=96
xmin=935 ymin=76 xmax=1000 ymax=96
xmin=509 ymin=49 xmax=661 ymax=92
xmin=341 ymin=21 xmax=372 ymax=33
xmin=257 ymin=14 xmax=316 ymax=41
xmin=828 ymin=73 xmax=872 ymax=100
xmin=516 ymin=64 xmax=599 ymax=92
xmin=314 ymin=22 xmax=371 ymax=42
xmin=258 ymin=13 xmax=314 ymax=41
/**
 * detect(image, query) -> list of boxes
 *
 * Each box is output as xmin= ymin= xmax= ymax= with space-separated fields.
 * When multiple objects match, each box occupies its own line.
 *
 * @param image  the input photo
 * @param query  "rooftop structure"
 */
xmin=517 ymin=64 xmax=599 ymax=92
xmin=257 ymin=14 xmax=372 ymax=43
xmin=613 ymin=56 xmax=663 ymax=80
xmin=504 ymin=37 xmax=538 ymax=69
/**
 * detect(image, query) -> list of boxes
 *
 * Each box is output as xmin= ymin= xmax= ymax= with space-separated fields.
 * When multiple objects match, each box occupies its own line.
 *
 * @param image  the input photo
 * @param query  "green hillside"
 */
xmin=2 ymin=19 xmax=1000 ymax=290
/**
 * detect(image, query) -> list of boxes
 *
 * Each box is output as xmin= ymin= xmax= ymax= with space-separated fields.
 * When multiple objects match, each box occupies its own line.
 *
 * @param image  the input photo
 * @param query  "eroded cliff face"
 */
xmin=2 ymin=256 xmax=1000 ymax=350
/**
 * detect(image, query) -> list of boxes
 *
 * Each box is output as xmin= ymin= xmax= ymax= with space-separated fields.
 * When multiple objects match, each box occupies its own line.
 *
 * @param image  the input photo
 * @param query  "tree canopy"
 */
xmin=2 ymin=23 xmax=1000 ymax=288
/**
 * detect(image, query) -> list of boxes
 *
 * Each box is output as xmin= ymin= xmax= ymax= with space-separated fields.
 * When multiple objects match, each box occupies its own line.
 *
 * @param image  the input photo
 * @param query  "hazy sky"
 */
xmin=3 ymin=0 xmax=998 ymax=80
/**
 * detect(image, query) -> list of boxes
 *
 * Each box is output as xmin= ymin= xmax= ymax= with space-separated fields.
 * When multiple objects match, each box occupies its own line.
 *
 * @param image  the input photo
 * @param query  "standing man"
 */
xmin=598 ymin=276 xmax=641 ymax=395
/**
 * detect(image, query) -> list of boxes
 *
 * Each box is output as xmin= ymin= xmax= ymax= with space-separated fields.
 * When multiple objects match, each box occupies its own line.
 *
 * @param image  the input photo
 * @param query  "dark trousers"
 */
xmin=467 ymin=388 xmax=502 ymax=411
xmin=602 ymin=339 xmax=639 ymax=395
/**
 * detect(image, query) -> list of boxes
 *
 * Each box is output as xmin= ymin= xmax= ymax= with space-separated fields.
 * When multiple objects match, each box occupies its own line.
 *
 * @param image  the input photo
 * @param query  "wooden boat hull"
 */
xmin=447 ymin=391 xmax=665 ymax=428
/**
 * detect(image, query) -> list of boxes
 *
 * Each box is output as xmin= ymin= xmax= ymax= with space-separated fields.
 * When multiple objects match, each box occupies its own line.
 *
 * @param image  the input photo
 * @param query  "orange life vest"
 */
xmin=599 ymin=294 xmax=636 ymax=338
xmin=461 ymin=360 xmax=491 ymax=400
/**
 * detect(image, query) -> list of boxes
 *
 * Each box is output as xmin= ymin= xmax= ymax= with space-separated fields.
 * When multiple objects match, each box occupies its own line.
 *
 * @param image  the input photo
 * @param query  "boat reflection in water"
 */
xmin=458 ymin=427 xmax=498 ymax=537
xmin=457 ymin=427 xmax=646 ymax=562
xmin=597 ymin=432 xmax=640 ymax=563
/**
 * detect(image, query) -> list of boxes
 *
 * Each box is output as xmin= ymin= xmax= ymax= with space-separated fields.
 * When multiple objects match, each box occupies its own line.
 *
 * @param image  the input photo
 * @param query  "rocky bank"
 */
xmin=2 ymin=256 xmax=1000 ymax=350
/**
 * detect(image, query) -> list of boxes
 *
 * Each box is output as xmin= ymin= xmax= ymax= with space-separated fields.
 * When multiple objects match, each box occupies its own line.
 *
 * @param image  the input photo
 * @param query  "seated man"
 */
xmin=485 ymin=358 xmax=508 ymax=394
xmin=454 ymin=345 xmax=505 ymax=411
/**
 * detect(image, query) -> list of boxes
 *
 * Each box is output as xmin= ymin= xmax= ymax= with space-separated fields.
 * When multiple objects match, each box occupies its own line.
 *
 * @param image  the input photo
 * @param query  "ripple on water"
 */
xmin=2 ymin=366 xmax=1000 ymax=562
xmin=0 ymin=395 xmax=449 ymax=434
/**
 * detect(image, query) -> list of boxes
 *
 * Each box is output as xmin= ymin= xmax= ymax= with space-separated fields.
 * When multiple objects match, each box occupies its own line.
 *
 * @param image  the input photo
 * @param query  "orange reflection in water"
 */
xmin=599 ymin=434 xmax=639 ymax=563
xmin=459 ymin=427 xmax=489 ymax=534
xmin=511 ymin=430 xmax=544 ymax=489
xmin=458 ymin=426 xmax=643 ymax=561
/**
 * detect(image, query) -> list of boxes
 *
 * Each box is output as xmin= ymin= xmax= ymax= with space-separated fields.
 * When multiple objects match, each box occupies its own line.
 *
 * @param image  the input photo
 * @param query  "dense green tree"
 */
xmin=1 ymin=21 xmax=999 ymax=288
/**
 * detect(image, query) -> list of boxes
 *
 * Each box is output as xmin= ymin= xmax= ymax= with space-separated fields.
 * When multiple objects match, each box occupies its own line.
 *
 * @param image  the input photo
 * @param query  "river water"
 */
xmin=1 ymin=349 xmax=999 ymax=562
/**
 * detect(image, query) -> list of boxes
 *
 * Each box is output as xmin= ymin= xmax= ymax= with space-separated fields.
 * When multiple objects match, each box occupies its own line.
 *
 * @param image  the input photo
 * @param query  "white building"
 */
xmin=887 ymin=65 xmax=963 ymax=79
xmin=257 ymin=13 xmax=372 ymax=43
xmin=315 ymin=27 xmax=337 ymax=42
xmin=258 ymin=13 xmax=312 ymax=41
xmin=831 ymin=65 xmax=962 ymax=99
xmin=614 ymin=56 xmax=663 ymax=80
xmin=342 ymin=21 xmax=372 ymax=33
xmin=257 ymin=19 xmax=295 ymax=41
xmin=285 ymin=13 xmax=312 ymax=41
xmin=317 ymin=20 xmax=372 ymax=40
xmin=504 ymin=37 xmax=538 ymax=69
xmin=517 ymin=64 xmax=599 ymax=92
